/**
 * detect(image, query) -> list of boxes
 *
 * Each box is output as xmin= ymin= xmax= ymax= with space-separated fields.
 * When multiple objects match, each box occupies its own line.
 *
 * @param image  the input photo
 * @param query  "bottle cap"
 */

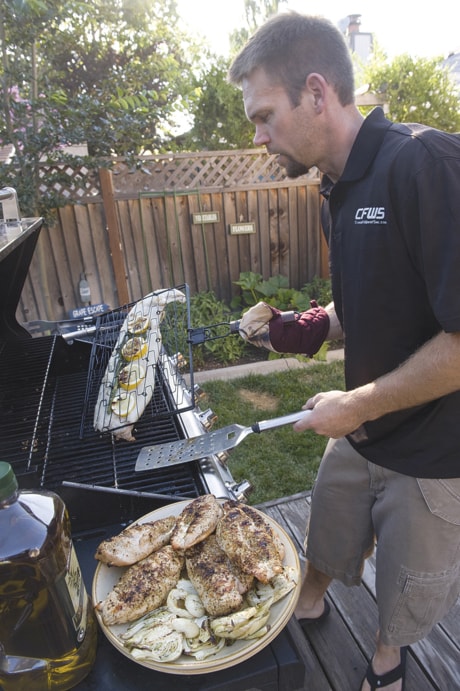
xmin=0 ymin=462 xmax=19 ymax=500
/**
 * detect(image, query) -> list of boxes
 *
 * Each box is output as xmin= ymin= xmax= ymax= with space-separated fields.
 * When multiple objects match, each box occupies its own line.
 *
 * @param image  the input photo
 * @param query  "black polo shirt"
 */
xmin=321 ymin=107 xmax=460 ymax=477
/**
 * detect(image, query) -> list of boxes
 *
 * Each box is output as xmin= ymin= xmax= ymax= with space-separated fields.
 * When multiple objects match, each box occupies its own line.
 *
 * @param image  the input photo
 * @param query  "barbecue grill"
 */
xmin=0 ymin=217 xmax=248 ymax=504
xmin=0 ymin=194 xmax=305 ymax=690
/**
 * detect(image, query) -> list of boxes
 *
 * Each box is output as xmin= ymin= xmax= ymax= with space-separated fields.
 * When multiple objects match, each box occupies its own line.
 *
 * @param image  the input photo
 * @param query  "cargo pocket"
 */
xmin=417 ymin=478 xmax=460 ymax=525
xmin=388 ymin=567 xmax=459 ymax=638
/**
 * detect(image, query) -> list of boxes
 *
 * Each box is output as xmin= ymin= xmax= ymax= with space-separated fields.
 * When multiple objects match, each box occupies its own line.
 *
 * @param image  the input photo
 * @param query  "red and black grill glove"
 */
xmin=269 ymin=301 xmax=329 ymax=356
xmin=239 ymin=301 xmax=329 ymax=357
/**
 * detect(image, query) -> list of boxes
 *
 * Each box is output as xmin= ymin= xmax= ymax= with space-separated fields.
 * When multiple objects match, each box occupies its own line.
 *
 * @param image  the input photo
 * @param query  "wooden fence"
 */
xmin=17 ymin=150 xmax=326 ymax=326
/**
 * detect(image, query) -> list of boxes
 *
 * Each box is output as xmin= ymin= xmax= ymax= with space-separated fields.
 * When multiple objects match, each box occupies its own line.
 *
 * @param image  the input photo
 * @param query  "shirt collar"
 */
xmin=320 ymin=107 xmax=393 ymax=198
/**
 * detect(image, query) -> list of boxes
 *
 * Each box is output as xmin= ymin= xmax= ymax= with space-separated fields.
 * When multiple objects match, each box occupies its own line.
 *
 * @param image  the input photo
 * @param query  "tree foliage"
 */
xmin=1 ymin=0 xmax=459 ymax=219
xmin=179 ymin=55 xmax=255 ymax=151
xmin=229 ymin=0 xmax=287 ymax=54
xmin=361 ymin=52 xmax=460 ymax=132
xmin=181 ymin=0 xmax=288 ymax=152
xmin=0 ymin=0 xmax=203 ymax=215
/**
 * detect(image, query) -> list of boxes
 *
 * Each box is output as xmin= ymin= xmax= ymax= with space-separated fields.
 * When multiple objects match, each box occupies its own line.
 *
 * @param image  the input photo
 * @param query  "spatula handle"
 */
xmin=252 ymin=410 xmax=311 ymax=433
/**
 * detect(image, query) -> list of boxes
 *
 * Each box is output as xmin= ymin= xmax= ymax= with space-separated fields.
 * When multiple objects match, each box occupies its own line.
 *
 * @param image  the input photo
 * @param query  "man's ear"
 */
xmin=305 ymin=73 xmax=327 ymax=112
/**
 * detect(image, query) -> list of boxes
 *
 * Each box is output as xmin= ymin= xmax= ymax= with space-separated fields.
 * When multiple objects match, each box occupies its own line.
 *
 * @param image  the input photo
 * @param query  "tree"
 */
xmin=361 ymin=52 xmax=460 ymax=132
xmin=230 ymin=0 xmax=287 ymax=53
xmin=182 ymin=0 xmax=287 ymax=152
xmin=40 ymin=0 xmax=202 ymax=157
xmin=178 ymin=55 xmax=255 ymax=151
xmin=0 ymin=0 xmax=203 ymax=216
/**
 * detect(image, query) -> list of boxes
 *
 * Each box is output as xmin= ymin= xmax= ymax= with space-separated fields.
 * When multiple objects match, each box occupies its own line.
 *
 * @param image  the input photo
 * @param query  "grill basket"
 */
xmin=81 ymin=285 xmax=196 ymax=438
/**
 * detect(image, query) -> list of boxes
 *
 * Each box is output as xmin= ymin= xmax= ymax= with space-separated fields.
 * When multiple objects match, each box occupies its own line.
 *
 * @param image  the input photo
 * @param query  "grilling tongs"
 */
xmin=135 ymin=410 xmax=311 ymax=471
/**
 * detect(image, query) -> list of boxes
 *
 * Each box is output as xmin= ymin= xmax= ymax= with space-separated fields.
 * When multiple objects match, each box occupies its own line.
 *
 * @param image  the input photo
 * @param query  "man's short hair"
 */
xmin=229 ymin=12 xmax=355 ymax=107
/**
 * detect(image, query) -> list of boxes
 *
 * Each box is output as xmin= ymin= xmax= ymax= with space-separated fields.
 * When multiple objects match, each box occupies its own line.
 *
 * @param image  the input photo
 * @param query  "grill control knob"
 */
xmin=231 ymin=479 xmax=253 ymax=500
xmin=198 ymin=408 xmax=217 ymax=430
xmin=170 ymin=352 xmax=187 ymax=369
xmin=193 ymin=384 xmax=206 ymax=402
xmin=215 ymin=451 xmax=229 ymax=466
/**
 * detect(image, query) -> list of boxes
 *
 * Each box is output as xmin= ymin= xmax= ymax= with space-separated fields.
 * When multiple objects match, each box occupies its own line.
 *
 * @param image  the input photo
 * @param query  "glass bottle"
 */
xmin=0 ymin=462 xmax=97 ymax=690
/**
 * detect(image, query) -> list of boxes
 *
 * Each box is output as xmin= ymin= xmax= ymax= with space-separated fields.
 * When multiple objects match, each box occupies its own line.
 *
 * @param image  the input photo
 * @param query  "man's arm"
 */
xmin=295 ymin=330 xmax=460 ymax=438
xmin=324 ymin=302 xmax=343 ymax=340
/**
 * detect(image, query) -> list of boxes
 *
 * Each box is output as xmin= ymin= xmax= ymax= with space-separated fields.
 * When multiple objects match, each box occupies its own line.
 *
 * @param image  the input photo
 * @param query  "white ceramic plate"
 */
xmin=92 ymin=498 xmax=300 ymax=675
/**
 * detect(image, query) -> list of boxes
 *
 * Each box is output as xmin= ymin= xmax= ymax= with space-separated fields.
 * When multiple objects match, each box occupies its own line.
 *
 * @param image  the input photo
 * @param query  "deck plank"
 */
xmin=257 ymin=492 xmax=460 ymax=691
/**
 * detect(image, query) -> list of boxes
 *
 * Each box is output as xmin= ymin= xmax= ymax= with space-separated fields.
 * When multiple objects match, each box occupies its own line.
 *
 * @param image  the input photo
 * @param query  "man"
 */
xmin=230 ymin=12 xmax=460 ymax=691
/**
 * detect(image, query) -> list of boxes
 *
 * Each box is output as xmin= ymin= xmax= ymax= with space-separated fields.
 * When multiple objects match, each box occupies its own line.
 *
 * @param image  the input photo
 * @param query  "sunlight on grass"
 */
xmin=200 ymin=360 xmax=345 ymax=504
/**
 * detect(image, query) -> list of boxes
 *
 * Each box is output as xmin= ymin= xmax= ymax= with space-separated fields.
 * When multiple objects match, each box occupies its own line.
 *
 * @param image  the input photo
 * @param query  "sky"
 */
xmin=176 ymin=1 xmax=460 ymax=60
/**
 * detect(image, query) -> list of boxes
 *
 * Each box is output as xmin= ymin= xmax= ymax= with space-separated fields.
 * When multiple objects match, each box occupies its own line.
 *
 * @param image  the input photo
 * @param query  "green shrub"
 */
xmin=189 ymin=291 xmax=247 ymax=365
xmin=163 ymin=290 xmax=247 ymax=368
xmin=232 ymin=271 xmax=332 ymax=312
xmin=162 ymin=274 xmax=334 ymax=370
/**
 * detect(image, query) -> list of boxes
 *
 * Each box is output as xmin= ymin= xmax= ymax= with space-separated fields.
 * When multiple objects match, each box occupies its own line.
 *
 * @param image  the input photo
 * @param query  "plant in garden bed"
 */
xmin=164 ymin=291 xmax=249 ymax=369
xmin=232 ymin=272 xmax=333 ymax=312
xmin=163 ymin=274 xmax=336 ymax=370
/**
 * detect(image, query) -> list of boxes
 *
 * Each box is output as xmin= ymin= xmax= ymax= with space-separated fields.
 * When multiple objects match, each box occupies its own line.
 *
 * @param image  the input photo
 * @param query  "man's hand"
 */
xmin=293 ymin=390 xmax=365 ymax=439
xmin=238 ymin=302 xmax=277 ymax=351
xmin=294 ymin=331 xmax=460 ymax=439
xmin=238 ymin=301 xmax=330 ymax=357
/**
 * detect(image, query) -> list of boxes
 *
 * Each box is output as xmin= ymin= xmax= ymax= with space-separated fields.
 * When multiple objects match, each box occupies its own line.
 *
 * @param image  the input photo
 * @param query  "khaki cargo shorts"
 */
xmin=305 ymin=436 xmax=460 ymax=646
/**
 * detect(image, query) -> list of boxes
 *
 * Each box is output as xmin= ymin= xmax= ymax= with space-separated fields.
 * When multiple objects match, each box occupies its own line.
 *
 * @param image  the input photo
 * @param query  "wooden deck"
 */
xmin=258 ymin=492 xmax=460 ymax=691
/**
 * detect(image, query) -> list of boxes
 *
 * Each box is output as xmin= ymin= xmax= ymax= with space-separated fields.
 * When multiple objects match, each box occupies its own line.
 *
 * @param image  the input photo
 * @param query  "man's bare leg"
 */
xmin=294 ymin=560 xmax=332 ymax=620
xmin=361 ymin=631 xmax=405 ymax=691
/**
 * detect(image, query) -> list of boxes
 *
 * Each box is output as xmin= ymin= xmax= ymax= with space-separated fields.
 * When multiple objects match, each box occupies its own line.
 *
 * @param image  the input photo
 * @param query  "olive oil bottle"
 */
xmin=0 ymin=462 xmax=97 ymax=690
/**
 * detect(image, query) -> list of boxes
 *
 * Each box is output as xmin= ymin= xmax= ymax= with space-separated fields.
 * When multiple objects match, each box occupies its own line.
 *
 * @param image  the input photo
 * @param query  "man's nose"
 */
xmin=253 ymin=125 xmax=269 ymax=147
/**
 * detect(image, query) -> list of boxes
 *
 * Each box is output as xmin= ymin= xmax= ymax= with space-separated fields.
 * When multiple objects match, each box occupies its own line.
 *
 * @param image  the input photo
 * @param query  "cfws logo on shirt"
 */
xmin=354 ymin=207 xmax=387 ymax=225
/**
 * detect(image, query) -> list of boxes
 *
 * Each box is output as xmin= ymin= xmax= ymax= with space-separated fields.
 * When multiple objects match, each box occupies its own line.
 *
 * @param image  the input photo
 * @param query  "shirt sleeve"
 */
xmin=397 ymin=145 xmax=460 ymax=333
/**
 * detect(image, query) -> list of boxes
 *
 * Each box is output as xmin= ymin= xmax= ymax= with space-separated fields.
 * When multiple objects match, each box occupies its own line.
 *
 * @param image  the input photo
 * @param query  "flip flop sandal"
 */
xmin=363 ymin=646 xmax=408 ymax=690
xmin=298 ymin=598 xmax=331 ymax=630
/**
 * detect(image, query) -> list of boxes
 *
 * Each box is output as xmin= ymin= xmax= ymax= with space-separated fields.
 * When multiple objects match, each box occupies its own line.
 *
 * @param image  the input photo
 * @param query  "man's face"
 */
xmin=242 ymin=67 xmax=315 ymax=178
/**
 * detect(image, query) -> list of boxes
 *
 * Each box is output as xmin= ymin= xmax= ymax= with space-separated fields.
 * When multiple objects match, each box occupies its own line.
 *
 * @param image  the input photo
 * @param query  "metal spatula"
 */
xmin=135 ymin=410 xmax=311 ymax=471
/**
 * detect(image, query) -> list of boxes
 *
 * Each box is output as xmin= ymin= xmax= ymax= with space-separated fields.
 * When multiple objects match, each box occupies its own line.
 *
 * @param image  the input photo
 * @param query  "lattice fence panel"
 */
xmin=37 ymin=163 xmax=101 ymax=200
xmin=37 ymin=150 xmax=318 ymax=202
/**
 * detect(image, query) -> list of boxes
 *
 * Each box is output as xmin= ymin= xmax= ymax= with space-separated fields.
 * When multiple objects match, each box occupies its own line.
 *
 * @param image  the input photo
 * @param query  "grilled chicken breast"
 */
xmin=94 ymin=516 xmax=176 ymax=567
xmin=216 ymin=501 xmax=284 ymax=583
xmin=185 ymin=534 xmax=254 ymax=616
xmin=96 ymin=545 xmax=184 ymax=625
xmin=170 ymin=494 xmax=223 ymax=551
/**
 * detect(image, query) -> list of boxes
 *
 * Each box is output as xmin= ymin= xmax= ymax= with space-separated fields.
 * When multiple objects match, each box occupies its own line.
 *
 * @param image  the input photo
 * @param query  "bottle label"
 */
xmin=65 ymin=544 xmax=88 ymax=643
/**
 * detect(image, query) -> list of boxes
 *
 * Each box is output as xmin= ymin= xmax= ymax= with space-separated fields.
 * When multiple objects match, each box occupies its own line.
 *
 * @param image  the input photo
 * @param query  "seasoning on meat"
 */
xmin=170 ymin=494 xmax=223 ymax=551
xmin=96 ymin=545 xmax=184 ymax=625
xmin=216 ymin=501 xmax=284 ymax=583
xmin=94 ymin=516 xmax=177 ymax=567
xmin=185 ymin=534 xmax=254 ymax=616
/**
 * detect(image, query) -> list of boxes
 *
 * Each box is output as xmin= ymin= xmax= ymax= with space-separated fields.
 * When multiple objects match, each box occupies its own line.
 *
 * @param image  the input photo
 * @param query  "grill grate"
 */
xmin=0 ymin=336 xmax=205 ymax=498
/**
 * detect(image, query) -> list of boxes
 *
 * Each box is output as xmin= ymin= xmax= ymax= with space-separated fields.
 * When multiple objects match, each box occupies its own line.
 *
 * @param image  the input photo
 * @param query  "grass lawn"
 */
xmin=200 ymin=359 xmax=345 ymax=505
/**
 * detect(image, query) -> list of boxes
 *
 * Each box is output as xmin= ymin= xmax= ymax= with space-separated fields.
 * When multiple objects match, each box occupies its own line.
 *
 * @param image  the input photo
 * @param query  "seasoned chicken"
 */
xmin=94 ymin=288 xmax=185 ymax=441
xmin=96 ymin=545 xmax=184 ymax=625
xmin=216 ymin=501 xmax=284 ymax=583
xmin=170 ymin=494 xmax=223 ymax=551
xmin=94 ymin=516 xmax=176 ymax=567
xmin=185 ymin=534 xmax=254 ymax=616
